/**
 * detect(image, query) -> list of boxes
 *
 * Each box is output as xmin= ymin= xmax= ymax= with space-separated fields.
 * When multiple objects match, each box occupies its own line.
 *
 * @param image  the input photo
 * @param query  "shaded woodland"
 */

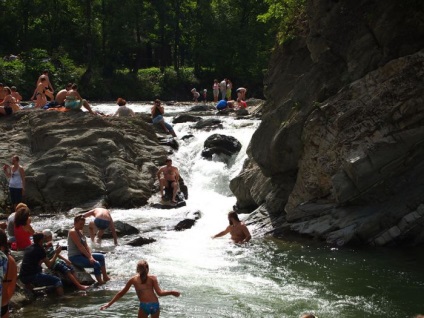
xmin=0 ymin=0 xmax=305 ymax=100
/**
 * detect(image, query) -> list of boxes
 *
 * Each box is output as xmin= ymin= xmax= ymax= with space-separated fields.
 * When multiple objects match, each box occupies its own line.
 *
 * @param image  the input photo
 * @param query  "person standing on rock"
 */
xmin=213 ymin=79 xmax=219 ymax=103
xmin=82 ymin=208 xmax=118 ymax=245
xmin=219 ymin=78 xmax=227 ymax=100
xmin=3 ymin=155 xmax=25 ymax=211
xmin=157 ymin=158 xmax=180 ymax=204
xmin=212 ymin=211 xmax=251 ymax=243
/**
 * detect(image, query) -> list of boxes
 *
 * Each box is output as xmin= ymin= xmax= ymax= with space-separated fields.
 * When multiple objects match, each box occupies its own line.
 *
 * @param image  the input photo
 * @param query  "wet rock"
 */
xmin=201 ymin=134 xmax=242 ymax=159
xmin=172 ymin=114 xmax=201 ymax=124
xmin=174 ymin=219 xmax=196 ymax=231
xmin=189 ymin=105 xmax=215 ymax=112
xmin=126 ymin=236 xmax=156 ymax=246
xmin=191 ymin=118 xmax=223 ymax=130
xmin=102 ymin=220 xmax=140 ymax=238
xmin=0 ymin=111 xmax=168 ymax=211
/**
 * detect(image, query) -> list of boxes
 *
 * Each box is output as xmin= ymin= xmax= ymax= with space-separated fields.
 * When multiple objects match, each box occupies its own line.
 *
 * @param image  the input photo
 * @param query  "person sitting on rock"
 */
xmin=151 ymin=99 xmax=177 ymax=137
xmin=82 ymin=208 xmax=118 ymax=245
xmin=19 ymin=232 xmax=64 ymax=296
xmin=13 ymin=206 xmax=35 ymax=251
xmin=114 ymin=98 xmax=135 ymax=117
xmin=42 ymin=229 xmax=89 ymax=291
xmin=64 ymin=84 xmax=95 ymax=114
xmin=156 ymin=158 xmax=180 ymax=204
xmin=67 ymin=215 xmax=110 ymax=285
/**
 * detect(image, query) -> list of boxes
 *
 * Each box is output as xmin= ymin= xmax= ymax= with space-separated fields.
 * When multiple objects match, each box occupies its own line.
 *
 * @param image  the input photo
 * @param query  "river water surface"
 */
xmin=17 ymin=102 xmax=424 ymax=317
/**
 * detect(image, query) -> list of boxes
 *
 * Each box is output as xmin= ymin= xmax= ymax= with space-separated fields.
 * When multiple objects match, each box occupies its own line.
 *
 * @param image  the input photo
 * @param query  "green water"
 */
xmin=15 ymin=235 xmax=424 ymax=318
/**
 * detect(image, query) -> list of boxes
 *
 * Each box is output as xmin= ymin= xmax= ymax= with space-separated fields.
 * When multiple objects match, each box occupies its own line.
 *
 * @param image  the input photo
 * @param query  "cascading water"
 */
xmin=20 ymin=102 xmax=424 ymax=318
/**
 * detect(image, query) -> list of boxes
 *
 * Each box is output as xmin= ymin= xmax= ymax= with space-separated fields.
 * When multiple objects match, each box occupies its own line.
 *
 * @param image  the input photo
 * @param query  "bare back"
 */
xmin=229 ymin=222 xmax=250 ymax=243
xmin=133 ymin=275 xmax=159 ymax=303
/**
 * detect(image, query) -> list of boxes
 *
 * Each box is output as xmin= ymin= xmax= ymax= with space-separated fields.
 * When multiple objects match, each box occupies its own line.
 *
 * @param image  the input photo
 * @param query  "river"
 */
xmin=17 ymin=102 xmax=424 ymax=317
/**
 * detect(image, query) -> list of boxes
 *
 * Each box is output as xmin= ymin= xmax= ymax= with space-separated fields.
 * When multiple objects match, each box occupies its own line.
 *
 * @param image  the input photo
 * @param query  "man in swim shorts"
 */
xmin=83 ymin=208 xmax=118 ymax=245
xmin=156 ymin=158 xmax=180 ymax=204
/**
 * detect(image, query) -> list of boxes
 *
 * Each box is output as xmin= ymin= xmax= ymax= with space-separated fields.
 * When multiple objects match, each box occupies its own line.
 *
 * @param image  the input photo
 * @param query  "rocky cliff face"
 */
xmin=0 ymin=111 xmax=168 ymax=212
xmin=231 ymin=0 xmax=424 ymax=246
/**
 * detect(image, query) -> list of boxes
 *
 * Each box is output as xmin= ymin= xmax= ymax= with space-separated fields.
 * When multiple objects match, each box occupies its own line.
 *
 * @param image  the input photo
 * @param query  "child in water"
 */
xmin=100 ymin=260 xmax=180 ymax=317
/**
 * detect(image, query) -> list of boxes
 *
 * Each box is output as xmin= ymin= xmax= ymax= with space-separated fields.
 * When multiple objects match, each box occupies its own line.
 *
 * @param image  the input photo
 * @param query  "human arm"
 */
xmin=156 ymin=167 xmax=163 ymax=181
xmin=43 ymin=245 xmax=62 ymax=268
xmin=2 ymin=255 xmax=17 ymax=305
xmin=58 ymin=254 xmax=72 ymax=265
xmin=69 ymin=229 xmax=94 ymax=261
xmin=109 ymin=221 xmax=118 ymax=245
xmin=23 ymin=219 xmax=35 ymax=235
xmin=100 ymin=277 xmax=134 ymax=310
xmin=174 ymin=168 xmax=180 ymax=183
xmin=82 ymin=210 xmax=95 ymax=218
xmin=152 ymin=276 xmax=180 ymax=297
xmin=2 ymin=165 xmax=10 ymax=178
xmin=212 ymin=226 xmax=231 ymax=239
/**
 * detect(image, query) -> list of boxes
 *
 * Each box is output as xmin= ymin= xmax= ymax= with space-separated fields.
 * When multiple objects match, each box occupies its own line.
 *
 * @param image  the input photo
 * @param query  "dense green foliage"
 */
xmin=0 ymin=0 xmax=306 ymax=100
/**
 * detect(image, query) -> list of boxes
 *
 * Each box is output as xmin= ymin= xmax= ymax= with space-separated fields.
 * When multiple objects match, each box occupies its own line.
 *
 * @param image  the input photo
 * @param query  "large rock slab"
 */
xmin=234 ymin=0 xmax=424 ymax=246
xmin=0 ymin=111 xmax=168 ymax=211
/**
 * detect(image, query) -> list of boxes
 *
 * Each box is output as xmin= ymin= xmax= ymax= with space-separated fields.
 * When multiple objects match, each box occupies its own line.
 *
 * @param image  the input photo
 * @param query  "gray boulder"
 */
xmin=201 ymin=134 xmax=242 ymax=159
xmin=0 ymin=111 xmax=168 ymax=211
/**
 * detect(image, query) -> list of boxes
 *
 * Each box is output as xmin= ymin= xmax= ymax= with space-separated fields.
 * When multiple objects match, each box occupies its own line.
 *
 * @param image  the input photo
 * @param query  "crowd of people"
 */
xmin=0 ymin=152 xmax=252 ymax=316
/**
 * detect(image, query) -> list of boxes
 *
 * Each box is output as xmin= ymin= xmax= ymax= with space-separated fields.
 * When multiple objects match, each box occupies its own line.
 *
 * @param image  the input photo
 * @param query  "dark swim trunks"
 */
xmin=139 ymin=302 xmax=160 ymax=315
xmin=94 ymin=218 xmax=110 ymax=230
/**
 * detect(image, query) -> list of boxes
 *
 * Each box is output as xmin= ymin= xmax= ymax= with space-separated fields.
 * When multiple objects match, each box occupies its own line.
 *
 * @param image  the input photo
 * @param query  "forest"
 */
xmin=0 ymin=0 xmax=305 ymax=101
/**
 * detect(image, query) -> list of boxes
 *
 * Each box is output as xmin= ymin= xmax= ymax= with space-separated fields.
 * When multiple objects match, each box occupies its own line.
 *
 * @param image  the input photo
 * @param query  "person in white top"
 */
xmin=3 ymin=155 xmax=25 ymax=210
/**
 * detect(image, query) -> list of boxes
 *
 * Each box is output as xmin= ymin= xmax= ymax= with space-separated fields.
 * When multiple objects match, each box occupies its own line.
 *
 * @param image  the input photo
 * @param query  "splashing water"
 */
xmin=21 ymin=102 xmax=424 ymax=318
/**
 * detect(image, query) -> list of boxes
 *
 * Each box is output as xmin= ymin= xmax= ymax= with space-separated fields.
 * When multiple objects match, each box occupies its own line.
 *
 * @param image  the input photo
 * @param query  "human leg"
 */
xmin=88 ymin=221 xmax=97 ymax=242
xmin=32 ymin=273 xmax=64 ymax=296
xmin=66 ymin=272 xmax=89 ymax=290
xmin=92 ymin=253 xmax=110 ymax=282
xmin=82 ymin=100 xmax=95 ymax=114
xmin=163 ymin=121 xmax=176 ymax=137
xmin=69 ymin=254 xmax=103 ymax=284
xmin=171 ymin=181 xmax=178 ymax=203
xmin=159 ymin=178 xmax=167 ymax=197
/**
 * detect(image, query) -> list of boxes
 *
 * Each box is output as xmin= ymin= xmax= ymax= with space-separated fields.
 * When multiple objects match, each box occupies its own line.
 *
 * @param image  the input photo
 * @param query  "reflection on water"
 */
xmin=17 ymin=103 xmax=424 ymax=318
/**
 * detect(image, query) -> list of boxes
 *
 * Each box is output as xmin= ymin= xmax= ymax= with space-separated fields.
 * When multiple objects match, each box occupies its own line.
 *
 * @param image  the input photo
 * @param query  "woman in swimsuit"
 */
xmin=100 ymin=260 xmax=180 ymax=317
xmin=0 ymin=87 xmax=19 ymax=116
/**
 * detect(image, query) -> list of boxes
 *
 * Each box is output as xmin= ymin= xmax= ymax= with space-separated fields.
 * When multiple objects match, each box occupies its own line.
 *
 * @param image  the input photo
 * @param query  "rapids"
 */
xmin=17 ymin=102 xmax=424 ymax=318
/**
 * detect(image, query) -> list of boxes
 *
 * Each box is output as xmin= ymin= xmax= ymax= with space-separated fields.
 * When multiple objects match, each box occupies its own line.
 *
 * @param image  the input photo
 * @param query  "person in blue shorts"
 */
xmin=100 ymin=259 xmax=180 ymax=317
xmin=83 ymin=208 xmax=118 ymax=245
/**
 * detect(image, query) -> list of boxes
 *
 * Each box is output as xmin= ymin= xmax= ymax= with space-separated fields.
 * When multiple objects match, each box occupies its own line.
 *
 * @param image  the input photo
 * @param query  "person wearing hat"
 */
xmin=19 ymin=232 xmax=64 ymax=296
